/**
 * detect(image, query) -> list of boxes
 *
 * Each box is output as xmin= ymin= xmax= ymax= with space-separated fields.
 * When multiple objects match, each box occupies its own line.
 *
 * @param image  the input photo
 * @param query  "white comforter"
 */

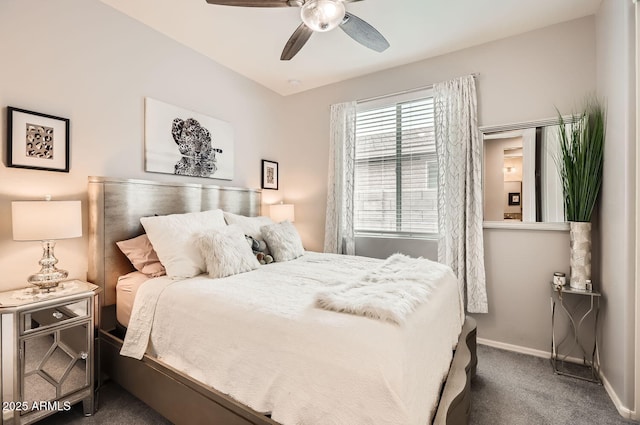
xmin=121 ymin=252 xmax=463 ymax=425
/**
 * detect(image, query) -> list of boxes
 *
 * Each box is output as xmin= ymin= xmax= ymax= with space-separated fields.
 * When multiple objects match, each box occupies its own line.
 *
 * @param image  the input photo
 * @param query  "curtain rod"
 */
xmin=356 ymin=73 xmax=479 ymax=104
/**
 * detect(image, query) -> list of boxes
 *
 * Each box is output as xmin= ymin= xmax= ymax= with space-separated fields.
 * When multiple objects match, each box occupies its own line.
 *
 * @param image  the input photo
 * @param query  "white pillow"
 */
xmin=140 ymin=209 xmax=227 ymax=279
xmin=260 ymin=221 xmax=305 ymax=262
xmin=223 ymin=211 xmax=275 ymax=253
xmin=196 ymin=225 xmax=260 ymax=279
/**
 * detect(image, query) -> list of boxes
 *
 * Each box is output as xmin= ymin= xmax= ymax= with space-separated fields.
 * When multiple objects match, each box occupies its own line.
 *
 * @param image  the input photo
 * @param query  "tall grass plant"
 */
xmin=557 ymin=99 xmax=606 ymax=222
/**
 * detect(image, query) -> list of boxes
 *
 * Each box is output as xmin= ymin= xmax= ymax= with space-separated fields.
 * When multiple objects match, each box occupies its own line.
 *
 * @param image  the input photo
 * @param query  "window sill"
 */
xmin=355 ymin=233 xmax=439 ymax=241
xmin=483 ymin=221 xmax=569 ymax=231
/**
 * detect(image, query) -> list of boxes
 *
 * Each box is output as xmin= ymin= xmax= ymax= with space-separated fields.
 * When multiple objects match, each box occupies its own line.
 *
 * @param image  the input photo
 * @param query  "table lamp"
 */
xmin=270 ymin=203 xmax=295 ymax=223
xmin=12 ymin=199 xmax=82 ymax=289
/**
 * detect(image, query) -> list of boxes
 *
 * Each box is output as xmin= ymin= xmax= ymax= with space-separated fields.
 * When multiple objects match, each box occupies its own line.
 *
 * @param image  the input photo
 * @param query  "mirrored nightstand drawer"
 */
xmin=20 ymin=298 xmax=90 ymax=336
xmin=21 ymin=322 xmax=91 ymax=415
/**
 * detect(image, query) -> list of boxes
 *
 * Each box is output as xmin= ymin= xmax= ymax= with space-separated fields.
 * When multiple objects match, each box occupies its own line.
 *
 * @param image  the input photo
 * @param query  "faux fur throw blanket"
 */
xmin=315 ymin=253 xmax=453 ymax=325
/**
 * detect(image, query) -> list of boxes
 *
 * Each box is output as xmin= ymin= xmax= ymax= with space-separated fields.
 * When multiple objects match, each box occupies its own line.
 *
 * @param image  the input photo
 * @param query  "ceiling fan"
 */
xmin=204 ymin=0 xmax=390 ymax=60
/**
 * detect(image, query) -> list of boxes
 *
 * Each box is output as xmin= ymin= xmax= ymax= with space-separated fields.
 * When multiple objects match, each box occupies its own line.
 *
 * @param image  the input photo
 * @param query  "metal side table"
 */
xmin=550 ymin=283 xmax=601 ymax=383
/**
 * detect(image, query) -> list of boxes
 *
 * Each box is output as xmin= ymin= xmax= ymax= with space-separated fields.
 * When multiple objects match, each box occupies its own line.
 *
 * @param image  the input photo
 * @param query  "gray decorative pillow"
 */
xmin=260 ymin=221 xmax=305 ymax=262
xmin=196 ymin=225 xmax=260 ymax=279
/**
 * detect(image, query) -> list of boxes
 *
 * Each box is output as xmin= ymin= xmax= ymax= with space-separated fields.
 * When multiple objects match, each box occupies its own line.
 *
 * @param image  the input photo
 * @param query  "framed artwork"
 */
xmin=508 ymin=192 xmax=521 ymax=206
xmin=144 ymin=97 xmax=234 ymax=180
xmin=261 ymin=160 xmax=278 ymax=190
xmin=7 ymin=107 xmax=70 ymax=172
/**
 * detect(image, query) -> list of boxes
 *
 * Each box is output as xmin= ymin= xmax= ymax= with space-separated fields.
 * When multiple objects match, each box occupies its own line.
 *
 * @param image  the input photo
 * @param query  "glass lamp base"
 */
xmin=27 ymin=270 xmax=68 ymax=290
xmin=27 ymin=240 xmax=69 ymax=290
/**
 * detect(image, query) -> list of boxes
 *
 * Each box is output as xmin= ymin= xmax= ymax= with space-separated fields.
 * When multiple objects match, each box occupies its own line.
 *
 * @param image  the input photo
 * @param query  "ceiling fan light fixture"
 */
xmin=300 ymin=0 xmax=346 ymax=32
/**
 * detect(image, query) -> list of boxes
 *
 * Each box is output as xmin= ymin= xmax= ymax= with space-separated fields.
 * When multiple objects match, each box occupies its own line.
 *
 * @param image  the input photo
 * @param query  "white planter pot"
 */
xmin=569 ymin=221 xmax=592 ymax=290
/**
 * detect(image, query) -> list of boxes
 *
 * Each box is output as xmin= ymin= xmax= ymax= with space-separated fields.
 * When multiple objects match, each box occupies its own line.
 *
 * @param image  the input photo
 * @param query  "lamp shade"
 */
xmin=270 ymin=203 xmax=295 ymax=223
xmin=12 ymin=200 xmax=82 ymax=241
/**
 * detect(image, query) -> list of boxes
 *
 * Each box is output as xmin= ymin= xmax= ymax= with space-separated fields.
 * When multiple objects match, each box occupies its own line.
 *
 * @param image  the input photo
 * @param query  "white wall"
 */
xmin=0 ymin=0 xmax=287 ymax=291
xmin=280 ymin=17 xmax=596 ymax=353
xmin=595 ymin=0 xmax=636 ymax=414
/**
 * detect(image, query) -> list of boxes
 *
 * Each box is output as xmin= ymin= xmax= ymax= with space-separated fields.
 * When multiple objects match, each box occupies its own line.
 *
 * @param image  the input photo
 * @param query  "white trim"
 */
xmin=482 ymin=221 xmax=569 ymax=231
xmin=478 ymin=338 xmax=549 ymax=358
xmin=635 ymin=0 xmax=640 ymax=419
xmin=354 ymin=233 xmax=439 ymax=241
xmin=601 ymin=372 xmax=637 ymax=420
xmin=477 ymin=338 xmax=581 ymax=364
xmin=479 ymin=115 xmax=578 ymax=134
xmin=521 ymin=128 xmax=537 ymax=222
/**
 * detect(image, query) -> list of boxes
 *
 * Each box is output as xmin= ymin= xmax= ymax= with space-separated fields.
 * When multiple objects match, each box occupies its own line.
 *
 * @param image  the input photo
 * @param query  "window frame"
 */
xmin=353 ymin=89 xmax=438 ymax=239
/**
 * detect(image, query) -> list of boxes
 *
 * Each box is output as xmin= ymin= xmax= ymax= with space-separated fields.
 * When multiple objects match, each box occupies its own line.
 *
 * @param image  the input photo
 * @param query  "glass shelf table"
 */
xmin=550 ymin=282 xmax=601 ymax=383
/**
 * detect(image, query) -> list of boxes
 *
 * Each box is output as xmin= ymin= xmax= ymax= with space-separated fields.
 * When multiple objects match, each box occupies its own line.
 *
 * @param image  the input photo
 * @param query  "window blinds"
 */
xmin=354 ymin=91 xmax=437 ymax=237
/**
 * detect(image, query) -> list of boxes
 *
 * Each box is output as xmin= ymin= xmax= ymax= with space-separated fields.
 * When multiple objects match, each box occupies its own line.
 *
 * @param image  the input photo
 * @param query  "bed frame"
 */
xmin=87 ymin=176 xmax=477 ymax=425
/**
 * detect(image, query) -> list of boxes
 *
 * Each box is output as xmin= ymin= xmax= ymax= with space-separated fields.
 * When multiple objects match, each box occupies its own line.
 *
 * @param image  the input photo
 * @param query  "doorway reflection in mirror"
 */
xmin=483 ymin=123 xmax=566 ymax=223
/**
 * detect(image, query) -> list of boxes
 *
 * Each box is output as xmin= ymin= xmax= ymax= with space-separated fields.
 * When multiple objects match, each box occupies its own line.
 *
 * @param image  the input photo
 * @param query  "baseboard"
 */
xmin=599 ymin=372 xmax=637 ymax=420
xmin=478 ymin=338 xmax=638 ymax=420
xmin=477 ymin=338 xmax=583 ymax=364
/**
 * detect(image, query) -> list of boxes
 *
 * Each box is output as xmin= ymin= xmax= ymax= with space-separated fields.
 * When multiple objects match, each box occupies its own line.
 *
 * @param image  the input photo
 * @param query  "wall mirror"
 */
xmin=481 ymin=118 xmax=573 ymax=230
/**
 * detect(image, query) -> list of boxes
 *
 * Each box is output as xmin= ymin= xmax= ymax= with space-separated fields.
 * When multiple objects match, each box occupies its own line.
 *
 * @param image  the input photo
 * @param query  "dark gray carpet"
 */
xmin=36 ymin=382 xmax=170 ymax=425
xmin=36 ymin=344 xmax=637 ymax=424
xmin=471 ymin=345 xmax=638 ymax=425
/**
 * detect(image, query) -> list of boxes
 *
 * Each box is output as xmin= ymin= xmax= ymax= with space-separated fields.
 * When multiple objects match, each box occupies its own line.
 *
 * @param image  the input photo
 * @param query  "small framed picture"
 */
xmin=7 ymin=107 xmax=70 ymax=172
xmin=508 ymin=192 xmax=521 ymax=206
xmin=261 ymin=160 xmax=278 ymax=190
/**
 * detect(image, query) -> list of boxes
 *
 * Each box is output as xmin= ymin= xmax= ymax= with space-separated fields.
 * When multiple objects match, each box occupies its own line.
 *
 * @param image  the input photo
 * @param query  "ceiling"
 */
xmin=99 ymin=0 xmax=602 ymax=96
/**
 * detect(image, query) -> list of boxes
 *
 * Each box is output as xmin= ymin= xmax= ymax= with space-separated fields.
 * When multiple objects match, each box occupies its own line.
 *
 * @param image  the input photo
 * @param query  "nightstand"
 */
xmin=0 ymin=280 xmax=100 ymax=425
xmin=550 ymin=282 xmax=601 ymax=383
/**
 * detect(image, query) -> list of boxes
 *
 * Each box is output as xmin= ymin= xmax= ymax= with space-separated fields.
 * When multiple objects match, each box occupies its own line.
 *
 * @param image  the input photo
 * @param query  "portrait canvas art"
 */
xmin=144 ymin=98 xmax=234 ymax=180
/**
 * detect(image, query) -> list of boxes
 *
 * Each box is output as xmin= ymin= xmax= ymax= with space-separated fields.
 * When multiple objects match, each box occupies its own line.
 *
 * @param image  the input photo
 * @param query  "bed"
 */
xmin=87 ymin=176 xmax=477 ymax=425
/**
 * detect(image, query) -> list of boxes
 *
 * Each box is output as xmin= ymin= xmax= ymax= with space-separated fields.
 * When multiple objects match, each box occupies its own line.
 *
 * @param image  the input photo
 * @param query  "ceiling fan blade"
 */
xmin=281 ymin=23 xmax=314 ymax=60
xmin=205 ymin=0 xmax=291 ymax=7
xmin=339 ymin=12 xmax=389 ymax=52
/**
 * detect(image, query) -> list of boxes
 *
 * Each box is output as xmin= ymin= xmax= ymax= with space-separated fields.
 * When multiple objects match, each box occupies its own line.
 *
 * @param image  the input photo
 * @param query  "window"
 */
xmin=354 ymin=90 xmax=438 ymax=237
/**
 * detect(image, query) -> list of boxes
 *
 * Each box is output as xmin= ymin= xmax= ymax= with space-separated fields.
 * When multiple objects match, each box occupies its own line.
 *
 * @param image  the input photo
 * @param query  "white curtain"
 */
xmin=434 ymin=75 xmax=488 ymax=313
xmin=324 ymin=101 xmax=356 ymax=255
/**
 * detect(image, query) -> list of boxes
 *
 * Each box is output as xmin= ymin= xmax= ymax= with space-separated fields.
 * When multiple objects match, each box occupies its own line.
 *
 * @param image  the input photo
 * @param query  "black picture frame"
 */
xmin=261 ymin=160 xmax=278 ymax=190
xmin=7 ymin=107 xmax=70 ymax=172
xmin=508 ymin=192 xmax=521 ymax=206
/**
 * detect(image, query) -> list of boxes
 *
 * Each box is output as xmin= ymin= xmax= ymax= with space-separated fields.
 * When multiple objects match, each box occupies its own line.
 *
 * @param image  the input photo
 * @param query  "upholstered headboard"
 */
xmin=87 ymin=176 xmax=262 ymax=307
